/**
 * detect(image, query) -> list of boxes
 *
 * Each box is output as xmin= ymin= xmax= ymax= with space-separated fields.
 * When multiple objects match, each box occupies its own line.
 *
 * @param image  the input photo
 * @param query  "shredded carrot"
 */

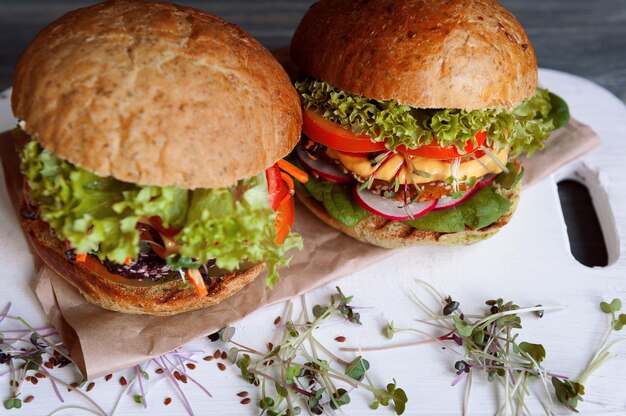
xmin=75 ymin=253 xmax=87 ymax=262
xmin=186 ymin=269 xmax=208 ymax=298
xmin=278 ymin=159 xmax=308 ymax=183
xmin=280 ymin=172 xmax=295 ymax=192
xmin=124 ymin=257 xmax=132 ymax=265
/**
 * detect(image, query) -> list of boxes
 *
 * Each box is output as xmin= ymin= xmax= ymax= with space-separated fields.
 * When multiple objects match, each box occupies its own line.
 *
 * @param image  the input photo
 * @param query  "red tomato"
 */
xmin=148 ymin=216 xmax=181 ymax=238
xmin=266 ymin=164 xmax=289 ymax=211
xmin=398 ymin=131 xmax=487 ymax=160
xmin=302 ymin=109 xmax=387 ymax=153
xmin=303 ymin=108 xmax=487 ymax=160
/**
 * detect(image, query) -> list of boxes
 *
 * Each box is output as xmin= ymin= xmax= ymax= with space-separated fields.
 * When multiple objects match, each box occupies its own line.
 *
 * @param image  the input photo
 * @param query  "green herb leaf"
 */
xmin=452 ymin=316 xmax=474 ymax=338
xmin=519 ymin=342 xmax=546 ymax=364
xmin=600 ymin=301 xmax=612 ymax=314
xmin=330 ymin=388 xmax=351 ymax=409
xmin=548 ymin=92 xmax=571 ymax=129
xmin=345 ymin=356 xmax=370 ymax=381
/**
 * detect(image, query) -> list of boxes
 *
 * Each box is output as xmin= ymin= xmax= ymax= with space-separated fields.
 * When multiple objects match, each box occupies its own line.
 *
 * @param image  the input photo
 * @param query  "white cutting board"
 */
xmin=0 ymin=69 xmax=625 ymax=415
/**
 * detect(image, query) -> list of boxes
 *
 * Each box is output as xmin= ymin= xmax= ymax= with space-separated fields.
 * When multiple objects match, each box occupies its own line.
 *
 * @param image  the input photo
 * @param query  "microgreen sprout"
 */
xmin=343 ymin=281 xmax=624 ymax=415
xmin=221 ymin=287 xmax=407 ymax=415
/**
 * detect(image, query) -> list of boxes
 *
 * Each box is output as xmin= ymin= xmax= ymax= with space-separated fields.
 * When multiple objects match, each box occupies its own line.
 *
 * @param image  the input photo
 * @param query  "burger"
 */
xmin=289 ymin=0 xmax=569 ymax=247
xmin=11 ymin=0 xmax=306 ymax=315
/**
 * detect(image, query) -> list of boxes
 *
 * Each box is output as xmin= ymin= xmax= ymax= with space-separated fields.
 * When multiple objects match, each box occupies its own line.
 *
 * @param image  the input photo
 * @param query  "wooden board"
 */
xmin=0 ymin=69 xmax=624 ymax=415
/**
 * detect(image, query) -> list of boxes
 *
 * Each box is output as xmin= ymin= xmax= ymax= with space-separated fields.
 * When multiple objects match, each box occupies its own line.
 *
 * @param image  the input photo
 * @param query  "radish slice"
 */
xmin=478 ymin=174 xmax=497 ymax=188
xmin=434 ymin=186 xmax=478 ymax=210
xmin=353 ymin=186 xmax=437 ymax=221
xmin=434 ymin=173 xmax=498 ymax=210
xmin=295 ymin=145 xmax=354 ymax=184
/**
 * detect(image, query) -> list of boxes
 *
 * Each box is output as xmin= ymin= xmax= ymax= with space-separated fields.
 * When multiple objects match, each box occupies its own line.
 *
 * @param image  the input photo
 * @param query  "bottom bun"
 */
xmin=20 ymin=217 xmax=265 ymax=316
xmin=296 ymin=182 xmax=521 ymax=248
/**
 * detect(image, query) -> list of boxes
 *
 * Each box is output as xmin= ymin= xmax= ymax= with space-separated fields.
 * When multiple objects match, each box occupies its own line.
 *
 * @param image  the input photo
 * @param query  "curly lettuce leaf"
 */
xmin=296 ymin=79 xmax=568 ymax=157
xmin=177 ymin=176 xmax=302 ymax=288
xmin=20 ymin=140 xmax=300 ymax=286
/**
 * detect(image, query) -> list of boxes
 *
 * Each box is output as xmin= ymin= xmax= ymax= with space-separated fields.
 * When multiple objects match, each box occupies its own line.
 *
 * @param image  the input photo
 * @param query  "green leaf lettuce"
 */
xmin=20 ymin=140 xmax=301 ymax=287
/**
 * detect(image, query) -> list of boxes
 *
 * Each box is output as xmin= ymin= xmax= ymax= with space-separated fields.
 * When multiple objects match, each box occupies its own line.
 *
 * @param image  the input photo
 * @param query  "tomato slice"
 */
xmin=266 ymin=164 xmax=289 ymax=211
xmin=303 ymin=108 xmax=488 ymax=160
xmin=397 ymin=131 xmax=487 ymax=160
xmin=302 ymin=109 xmax=387 ymax=153
xmin=148 ymin=216 xmax=181 ymax=238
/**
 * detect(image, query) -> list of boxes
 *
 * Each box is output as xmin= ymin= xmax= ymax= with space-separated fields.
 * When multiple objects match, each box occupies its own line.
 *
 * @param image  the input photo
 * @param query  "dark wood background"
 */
xmin=2 ymin=0 xmax=624 ymax=265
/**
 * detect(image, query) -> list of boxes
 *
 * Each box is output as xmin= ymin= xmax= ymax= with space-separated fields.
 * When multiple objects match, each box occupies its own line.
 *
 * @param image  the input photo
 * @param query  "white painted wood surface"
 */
xmin=0 ymin=69 xmax=625 ymax=415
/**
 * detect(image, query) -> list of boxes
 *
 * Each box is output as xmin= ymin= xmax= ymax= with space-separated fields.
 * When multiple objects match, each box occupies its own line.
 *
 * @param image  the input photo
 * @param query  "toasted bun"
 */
xmin=20 ymin=215 xmax=265 ymax=315
xmin=296 ymin=182 xmax=520 ymax=248
xmin=12 ymin=0 xmax=301 ymax=189
xmin=291 ymin=0 xmax=537 ymax=109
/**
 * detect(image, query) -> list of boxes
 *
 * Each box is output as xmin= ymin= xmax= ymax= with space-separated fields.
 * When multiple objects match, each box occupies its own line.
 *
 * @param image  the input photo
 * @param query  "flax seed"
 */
xmin=35 ymin=373 xmax=45 ymax=379
xmin=180 ymin=375 xmax=188 ymax=384
xmin=335 ymin=336 xmax=347 ymax=343
xmin=213 ymin=350 xmax=221 ymax=359
xmin=164 ymin=397 xmax=172 ymax=406
xmin=186 ymin=363 xmax=196 ymax=370
xmin=155 ymin=368 xmax=164 ymax=374
xmin=241 ymin=398 xmax=251 ymax=405
xmin=86 ymin=382 xmax=95 ymax=392
xmin=221 ymin=351 xmax=227 ymax=360
xmin=44 ymin=362 xmax=53 ymax=369
xmin=119 ymin=377 xmax=127 ymax=386
xmin=237 ymin=391 xmax=249 ymax=397
xmin=217 ymin=363 xmax=226 ymax=371
xmin=24 ymin=396 xmax=34 ymax=403
xmin=173 ymin=371 xmax=182 ymax=381
xmin=30 ymin=377 xmax=39 ymax=385
xmin=267 ymin=342 xmax=274 ymax=351
xmin=274 ymin=316 xmax=281 ymax=325
xmin=203 ymin=356 xmax=213 ymax=361
xmin=104 ymin=374 xmax=112 ymax=382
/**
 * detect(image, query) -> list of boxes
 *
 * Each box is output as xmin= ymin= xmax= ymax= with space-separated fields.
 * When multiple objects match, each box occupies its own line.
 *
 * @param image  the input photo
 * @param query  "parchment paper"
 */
xmin=0 ymin=113 xmax=601 ymax=380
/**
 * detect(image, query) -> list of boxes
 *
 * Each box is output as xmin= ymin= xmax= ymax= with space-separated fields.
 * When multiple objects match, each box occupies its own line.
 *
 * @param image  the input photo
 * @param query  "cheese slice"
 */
xmin=325 ymin=149 xmax=509 ymax=184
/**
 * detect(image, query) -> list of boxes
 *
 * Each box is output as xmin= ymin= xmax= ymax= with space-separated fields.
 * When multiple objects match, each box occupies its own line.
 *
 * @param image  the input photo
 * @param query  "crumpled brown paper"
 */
xmin=0 ymin=112 xmax=601 ymax=379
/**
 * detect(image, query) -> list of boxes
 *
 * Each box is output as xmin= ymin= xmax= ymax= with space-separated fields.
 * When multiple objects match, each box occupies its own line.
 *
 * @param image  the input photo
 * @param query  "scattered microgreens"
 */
xmin=0 ymin=303 xmax=215 ymax=416
xmin=214 ymin=287 xmax=407 ymax=415
xmin=341 ymin=280 xmax=624 ymax=415
xmin=0 ymin=303 xmax=107 ymax=415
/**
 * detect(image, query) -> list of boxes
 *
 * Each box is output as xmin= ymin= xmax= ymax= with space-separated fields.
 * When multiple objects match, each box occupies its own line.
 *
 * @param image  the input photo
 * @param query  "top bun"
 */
xmin=12 ymin=0 xmax=301 ymax=189
xmin=291 ymin=0 xmax=537 ymax=109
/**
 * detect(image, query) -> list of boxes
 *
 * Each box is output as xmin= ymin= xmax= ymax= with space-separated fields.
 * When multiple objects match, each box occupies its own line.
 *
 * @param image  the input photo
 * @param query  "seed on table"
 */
xmin=335 ymin=336 xmax=347 ymax=343
xmin=241 ymin=398 xmax=251 ymax=405
xmin=104 ymin=374 xmax=112 ymax=382
xmin=24 ymin=396 xmax=34 ymax=403
xmin=173 ymin=371 xmax=182 ymax=381
xmin=274 ymin=316 xmax=281 ymax=325
xmin=237 ymin=391 xmax=249 ymax=397
xmin=119 ymin=377 xmax=127 ymax=386
xmin=213 ymin=350 xmax=221 ymax=359
xmin=164 ymin=397 xmax=172 ymax=406
xmin=203 ymin=356 xmax=214 ymax=361
xmin=180 ymin=374 xmax=188 ymax=384
xmin=155 ymin=368 xmax=164 ymax=374
xmin=221 ymin=351 xmax=227 ymax=360
xmin=86 ymin=382 xmax=95 ymax=392
xmin=186 ymin=363 xmax=196 ymax=370
xmin=217 ymin=363 xmax=226 ymax=371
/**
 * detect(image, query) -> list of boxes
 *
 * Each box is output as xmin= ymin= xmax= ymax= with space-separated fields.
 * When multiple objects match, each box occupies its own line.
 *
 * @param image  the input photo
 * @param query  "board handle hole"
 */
xmin=557 ymin=180 xmax=609 ymax=267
